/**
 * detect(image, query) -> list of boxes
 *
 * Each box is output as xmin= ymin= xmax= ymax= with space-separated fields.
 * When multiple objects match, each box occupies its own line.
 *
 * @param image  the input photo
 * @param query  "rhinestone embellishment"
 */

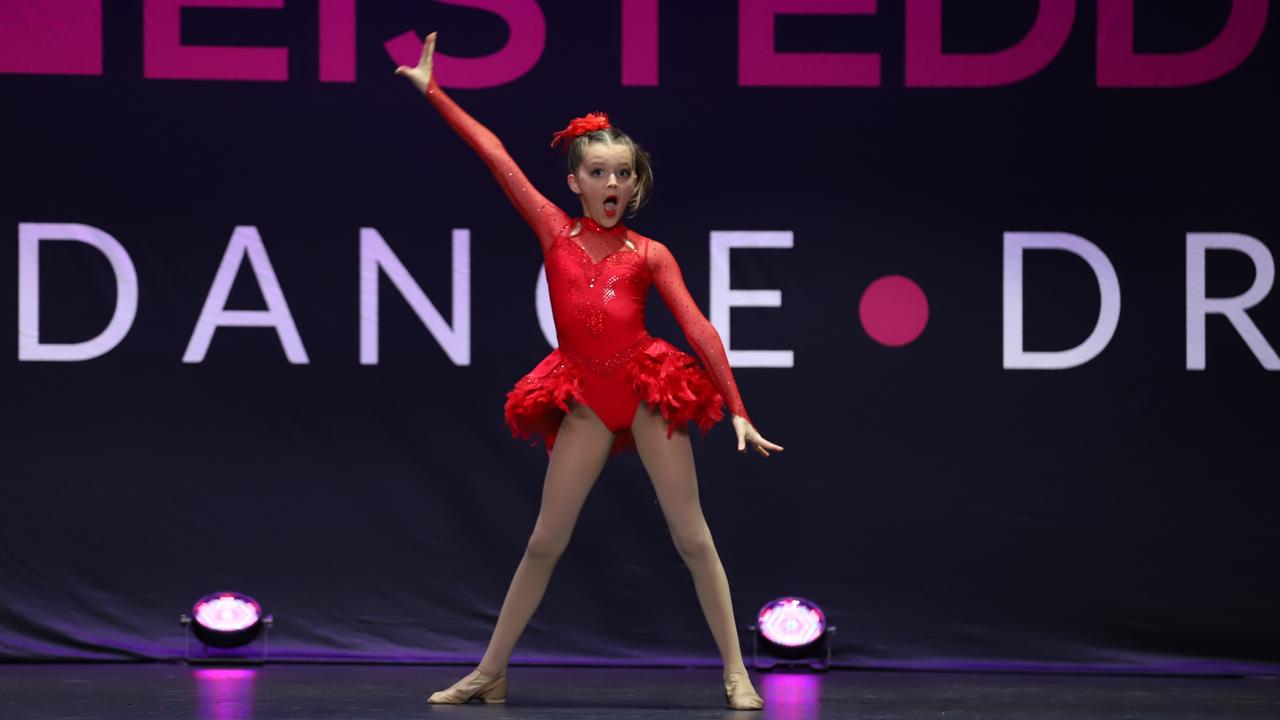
xmin=554 ymin=234 xmax=649 ymax=338
xmin=559 ymin=334 xmax=654 ymax=377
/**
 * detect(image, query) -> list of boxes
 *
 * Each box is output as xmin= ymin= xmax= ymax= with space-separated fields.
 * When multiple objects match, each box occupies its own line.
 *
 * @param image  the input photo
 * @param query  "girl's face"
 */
xmin=567 ymin=143 xmax=636 ymax=228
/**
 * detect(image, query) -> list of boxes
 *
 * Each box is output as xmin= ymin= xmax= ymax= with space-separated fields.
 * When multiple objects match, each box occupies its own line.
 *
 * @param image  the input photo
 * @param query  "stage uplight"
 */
xmin=180 ymin=591 xmax=273 ymax=664
xmin=750 ymin=596 xmax=835 ymax=670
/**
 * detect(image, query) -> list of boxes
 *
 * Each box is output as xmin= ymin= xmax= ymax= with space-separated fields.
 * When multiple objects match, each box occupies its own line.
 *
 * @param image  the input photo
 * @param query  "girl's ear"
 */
xmin=567 ymin=173 xmax=580 ymax=195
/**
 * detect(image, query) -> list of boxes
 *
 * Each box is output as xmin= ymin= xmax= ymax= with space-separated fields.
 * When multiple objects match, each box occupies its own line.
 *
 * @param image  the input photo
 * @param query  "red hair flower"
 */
xmin=549 ymin=112 xmax=611 ymax=150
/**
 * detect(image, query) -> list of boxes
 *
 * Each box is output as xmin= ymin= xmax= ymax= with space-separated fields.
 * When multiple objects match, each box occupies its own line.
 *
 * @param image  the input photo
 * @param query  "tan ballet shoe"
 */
xmin=426 ymin=668 xmax=507 ymax=704
xmin=724 ymin=669 xmax=764 ymax=710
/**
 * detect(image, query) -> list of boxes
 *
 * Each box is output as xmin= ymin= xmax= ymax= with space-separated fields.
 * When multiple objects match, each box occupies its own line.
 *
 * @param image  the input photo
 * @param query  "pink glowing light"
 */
xmin=194 ymin=593 xmax=261 ymax=633
xmin=757 ymin=596 xmax=825 ymax=647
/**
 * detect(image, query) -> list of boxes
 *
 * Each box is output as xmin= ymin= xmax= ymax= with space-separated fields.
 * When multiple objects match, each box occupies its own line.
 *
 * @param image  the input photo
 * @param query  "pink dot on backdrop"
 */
xmin=859 ymin=275 xmax=929 ymax=347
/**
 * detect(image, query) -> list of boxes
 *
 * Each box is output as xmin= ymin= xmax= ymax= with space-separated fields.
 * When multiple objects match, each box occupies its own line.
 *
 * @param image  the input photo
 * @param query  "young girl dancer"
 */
xmin=396 ymin=33 xmax=783 ymax=710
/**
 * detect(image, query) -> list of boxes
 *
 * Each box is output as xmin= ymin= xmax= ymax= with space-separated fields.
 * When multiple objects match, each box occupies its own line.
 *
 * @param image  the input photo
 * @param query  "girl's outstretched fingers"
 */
xmin=732 ymin=416 xmax=784 ymax=457
xmin=394 ymin=31 xmax=437 ymax=95
xmin=422 ymin=31 xmax=437 ymax=65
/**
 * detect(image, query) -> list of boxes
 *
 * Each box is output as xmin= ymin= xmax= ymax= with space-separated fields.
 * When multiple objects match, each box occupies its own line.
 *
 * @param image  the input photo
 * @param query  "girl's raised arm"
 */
xmin=396 ymin=33 xmax=567 ymax=253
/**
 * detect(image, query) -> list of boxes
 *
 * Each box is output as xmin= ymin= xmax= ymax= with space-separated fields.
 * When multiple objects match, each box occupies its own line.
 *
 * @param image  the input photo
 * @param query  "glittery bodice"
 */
xmin=424 ymin=76 xmax=751 ymax=423
xmin=545 ymin=216 xmax=651 ymax=359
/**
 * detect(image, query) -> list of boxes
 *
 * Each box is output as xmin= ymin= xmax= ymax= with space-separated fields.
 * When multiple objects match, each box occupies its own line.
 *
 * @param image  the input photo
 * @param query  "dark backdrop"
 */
xmin=1 ymin=1 xmax=1277 ymax=673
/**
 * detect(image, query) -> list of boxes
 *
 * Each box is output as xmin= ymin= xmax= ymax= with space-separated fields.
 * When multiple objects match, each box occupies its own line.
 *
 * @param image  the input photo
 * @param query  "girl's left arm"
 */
xmin=648 ymin=239 xmax=784 ymax=456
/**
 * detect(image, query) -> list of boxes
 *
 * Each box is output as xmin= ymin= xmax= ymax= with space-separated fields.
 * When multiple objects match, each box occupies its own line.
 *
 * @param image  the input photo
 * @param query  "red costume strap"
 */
xmin=647 ymin=240 xmax=752 ymax=425
xmin=422 ymin=75 xmax=569 ymax=253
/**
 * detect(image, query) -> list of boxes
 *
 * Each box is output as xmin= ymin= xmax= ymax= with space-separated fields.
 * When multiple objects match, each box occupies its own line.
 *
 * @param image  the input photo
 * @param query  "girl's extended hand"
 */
xmin=733 ymin=415 xmax=784 ymax=457
xmin=394 ymin=31 xmax=436 ymax=94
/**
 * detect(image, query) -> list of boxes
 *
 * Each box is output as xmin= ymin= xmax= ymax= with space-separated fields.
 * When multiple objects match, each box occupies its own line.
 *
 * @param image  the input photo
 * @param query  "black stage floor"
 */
xmin=2 ymin=663 xmax=1277 ymax=719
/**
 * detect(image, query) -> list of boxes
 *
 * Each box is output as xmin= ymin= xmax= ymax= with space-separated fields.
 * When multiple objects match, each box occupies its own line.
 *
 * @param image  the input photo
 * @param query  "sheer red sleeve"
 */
xmin=422 ymin=76 xmax=569 ymax=253
xmin=648 ymin=239 xmax=752 ymax=425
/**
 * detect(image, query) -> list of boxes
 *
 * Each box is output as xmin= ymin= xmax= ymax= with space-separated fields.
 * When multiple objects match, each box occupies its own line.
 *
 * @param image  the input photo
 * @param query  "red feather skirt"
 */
xmin=503 ymin=336 xmax=726 ymax=456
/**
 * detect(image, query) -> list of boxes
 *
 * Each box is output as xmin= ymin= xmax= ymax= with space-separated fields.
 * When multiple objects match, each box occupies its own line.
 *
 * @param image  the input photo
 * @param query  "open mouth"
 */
xmin=603 ymin=195 xmax=619 ymax=217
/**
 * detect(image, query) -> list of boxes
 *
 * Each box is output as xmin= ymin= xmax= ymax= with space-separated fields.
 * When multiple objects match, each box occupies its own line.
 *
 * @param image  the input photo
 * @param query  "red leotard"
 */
xmin=424 ymin=76 xmax=751 ymax=455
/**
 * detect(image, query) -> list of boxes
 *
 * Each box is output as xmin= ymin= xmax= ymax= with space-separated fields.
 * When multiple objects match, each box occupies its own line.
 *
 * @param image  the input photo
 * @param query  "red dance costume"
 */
xmin=424 ymin=77 xmax=751 ymax=455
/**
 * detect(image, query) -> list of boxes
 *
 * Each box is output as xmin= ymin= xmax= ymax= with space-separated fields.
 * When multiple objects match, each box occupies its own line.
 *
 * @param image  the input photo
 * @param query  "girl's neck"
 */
xmin=579 ymin=214 xmax=626 ymax=234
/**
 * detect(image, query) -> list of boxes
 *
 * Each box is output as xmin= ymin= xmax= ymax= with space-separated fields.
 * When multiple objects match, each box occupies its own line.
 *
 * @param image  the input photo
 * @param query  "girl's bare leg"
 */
xmin=473 ymin=400 xmax=616 ymax=676
xmin=630 ymin=403 xmax=748 ymax=679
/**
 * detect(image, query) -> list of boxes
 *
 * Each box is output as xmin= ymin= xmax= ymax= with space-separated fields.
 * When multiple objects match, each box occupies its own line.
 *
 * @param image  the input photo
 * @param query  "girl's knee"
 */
xmin=525 ymin=529 xmax=568 ymax=560
xmin=670 ymin=524 xmax=713 ymax=559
